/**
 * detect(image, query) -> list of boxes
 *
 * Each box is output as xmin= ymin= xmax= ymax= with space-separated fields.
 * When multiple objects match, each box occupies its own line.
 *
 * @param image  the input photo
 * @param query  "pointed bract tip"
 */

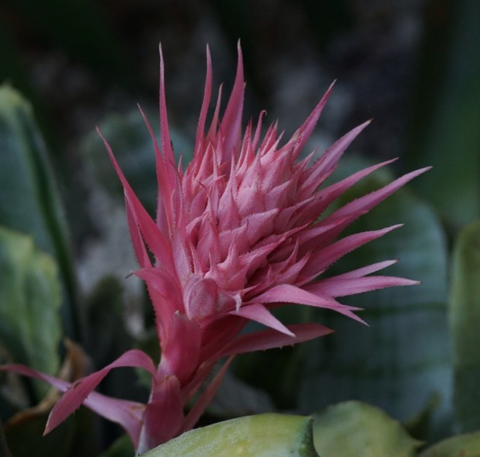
xmin=390 ymin=223 xmax=404 ymax=231
xmin=326 ymin=80 xmax=337 ymax=92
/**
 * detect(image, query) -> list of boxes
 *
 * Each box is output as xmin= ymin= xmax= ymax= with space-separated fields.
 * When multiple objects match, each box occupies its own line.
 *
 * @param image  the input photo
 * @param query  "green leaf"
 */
xmin=420 ymin=430 xmax=480 ymax=457
xmin=314 ymin=401 xmax=419 ymax=457
xmin=0 ymin=226 xmax=61 ymax=399
xmin=299 ymin=157 xmax=450 ymax=437
xmin=81 ymin=109 xmax=192 ymax=216
xmin=0 ymin=85 xmax=80 ymax=341
xmin=142 ymin=414 xmax=318 ymax=457
xmin=449 ymin=221 xmax=480 ymax=432
xmin=404 ymin=0 xmax=480 ymax=228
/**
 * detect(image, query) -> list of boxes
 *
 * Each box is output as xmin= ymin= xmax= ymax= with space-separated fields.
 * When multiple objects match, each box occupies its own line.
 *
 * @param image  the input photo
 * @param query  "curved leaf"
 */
xmin=142 ymin=414 xmax=318 ymax=457
xmin=0 ymin=86 xmax=79 ymax=340
xmin=0 ymin=226 xmax=61 ymax=399
xmin=449 ymin=221 xmax=480 ymax=432
xmin=314 ymin=401 xmax=419 ymax=457
xmin=421 ymin=430 xmax=480 ymax=457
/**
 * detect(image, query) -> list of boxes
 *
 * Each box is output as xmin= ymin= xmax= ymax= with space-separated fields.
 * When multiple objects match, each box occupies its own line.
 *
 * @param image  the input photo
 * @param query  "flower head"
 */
xmin=1 ymin=44 xmax=427 ymax=454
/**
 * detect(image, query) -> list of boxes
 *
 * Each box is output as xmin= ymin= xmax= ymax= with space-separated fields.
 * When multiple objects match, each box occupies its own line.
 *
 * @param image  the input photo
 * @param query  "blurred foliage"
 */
xmin=0 ymin=85 xmax=81 ymax=341
xmin=4 ymin=408 xmax=98 ymax=457
xmin=99 ymin=435 xmax=134 ymax=457
xmin=405 ymin=0 xmax=480 ymax=230
xmin=449 ymin=222 xmax=480 ymax=433
xmin=80 ymin=109 xmax=192 ymax=217
xmin=0 ymin=415 xmax=12 ymax=457
xmin=299 ymin=157 xmax=450 ymax=438
xmin=0 ymin=227 xmax=61 ymax=401
xmin=0 ymin=0 xmax=135 ymax=90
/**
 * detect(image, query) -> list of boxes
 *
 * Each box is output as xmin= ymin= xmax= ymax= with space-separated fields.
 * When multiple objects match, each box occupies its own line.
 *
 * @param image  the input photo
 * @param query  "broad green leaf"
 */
xmin=81 ymin=109 xmax=192 ymax=216
xmin=143 ymin=414 xmax=318 ymax=457
xmin=0 ymin=226 xmax=61 ymax=399
xmin=449 ymin=221 xmax=480 ymax=432
xmin=299 ymin=157 xmax=450 ymax=437
xmin=404 ymin=0 xmax=480 ymax=228
xmin=0 ymin=86 xmax=80 ymax=340
xmin=420 ymin=430 xmax=480 ymax=457
xmin=314 ymin=401 xmax=419 ymax=457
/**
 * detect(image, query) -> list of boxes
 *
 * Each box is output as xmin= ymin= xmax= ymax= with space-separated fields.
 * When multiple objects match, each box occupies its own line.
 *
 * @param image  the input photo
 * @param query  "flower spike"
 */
xmin=0 ymin=45 xmax=427 ymax=454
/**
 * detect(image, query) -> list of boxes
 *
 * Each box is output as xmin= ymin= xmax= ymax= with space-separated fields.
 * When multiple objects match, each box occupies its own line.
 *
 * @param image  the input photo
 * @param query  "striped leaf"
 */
xmin=449 ymin=221 xmax=480 ymax=432
xmin=299 ymin=157 xmax=450 ymax=437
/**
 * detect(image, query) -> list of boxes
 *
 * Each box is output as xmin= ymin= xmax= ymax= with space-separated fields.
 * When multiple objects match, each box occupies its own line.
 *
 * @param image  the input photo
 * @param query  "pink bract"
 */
xmin=1 ymin=44 xmax=427 ymax=454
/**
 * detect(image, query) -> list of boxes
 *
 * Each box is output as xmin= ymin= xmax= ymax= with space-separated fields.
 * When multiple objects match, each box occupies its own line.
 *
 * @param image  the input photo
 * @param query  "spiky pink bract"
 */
xmin=1 ymin=44 xmax=427 ymax=454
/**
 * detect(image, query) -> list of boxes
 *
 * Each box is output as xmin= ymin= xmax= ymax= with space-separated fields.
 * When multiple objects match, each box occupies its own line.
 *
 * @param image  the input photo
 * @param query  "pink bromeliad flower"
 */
xmin=1 ymin=45 xmax=428 ymax=454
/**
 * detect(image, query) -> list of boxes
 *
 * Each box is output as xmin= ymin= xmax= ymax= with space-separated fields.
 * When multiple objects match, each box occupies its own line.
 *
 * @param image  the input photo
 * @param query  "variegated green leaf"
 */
xmin=299 ymin=157 xmax=450 ymax=437
xmin=0 ymin=85 xmax=79 ymax=340
xmin=314 ymin=401 xmax=419 ymax=457
xmin=421 ymin=430 xmax=480 ymax=457
xmin=0 ymin=226 xmax=61 ymax=399
xmin=142 ymin=414 xmax=318 ymax=457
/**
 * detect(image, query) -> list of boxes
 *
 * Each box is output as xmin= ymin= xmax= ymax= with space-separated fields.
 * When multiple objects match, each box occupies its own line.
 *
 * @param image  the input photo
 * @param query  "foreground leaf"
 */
xmin=449 ymin=221 xmax=480 ymax=432
xmin=0 ymin=226 xmax=61 ymax=400
xmin=142 ymin=414 xmax=318 ymax=457
xmin=314 ymin=401 xmax=419 ymax=457
xmin=421 ymin=430 xmax=480 ymax=457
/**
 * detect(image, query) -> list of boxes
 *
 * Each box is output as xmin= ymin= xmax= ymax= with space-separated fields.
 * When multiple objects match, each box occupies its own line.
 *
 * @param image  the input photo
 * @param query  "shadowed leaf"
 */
xmin=449 ymin=221 xmax=480 ymax=432
xmin=299 ymin=156 xmax=450 ymax=438
xmin=0 ymin=86 xmax=80 ymax=341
